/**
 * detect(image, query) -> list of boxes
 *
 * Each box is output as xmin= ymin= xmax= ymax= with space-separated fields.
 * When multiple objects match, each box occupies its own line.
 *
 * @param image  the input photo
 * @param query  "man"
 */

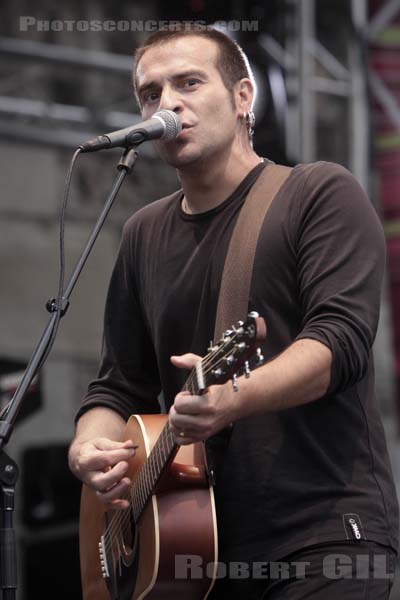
xmin=69 ymin=25 xmax=399 ymax=599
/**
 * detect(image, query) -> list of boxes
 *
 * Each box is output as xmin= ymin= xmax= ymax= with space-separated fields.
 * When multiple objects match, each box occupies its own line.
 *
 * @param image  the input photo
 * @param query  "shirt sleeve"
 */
xmin=75 ymin=220 xmax=161 ymax=423
xmin=293 ymin=161 xmax=386 ymax=395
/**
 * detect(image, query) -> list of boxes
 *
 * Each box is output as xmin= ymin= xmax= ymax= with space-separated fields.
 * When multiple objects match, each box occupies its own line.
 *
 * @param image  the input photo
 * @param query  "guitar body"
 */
xmin=79 ymin=414 xmax=218 ymax=600
xmin=79 ymin=314 xmax=267 ymax=599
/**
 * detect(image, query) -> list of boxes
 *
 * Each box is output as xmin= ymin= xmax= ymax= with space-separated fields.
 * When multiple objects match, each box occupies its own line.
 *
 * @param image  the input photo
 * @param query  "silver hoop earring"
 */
xmin=246 ymin=110 xmax=256 ymax=136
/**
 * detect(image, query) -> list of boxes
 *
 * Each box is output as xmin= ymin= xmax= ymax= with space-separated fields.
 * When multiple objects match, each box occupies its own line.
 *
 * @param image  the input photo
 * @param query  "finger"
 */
xmin=91 ymin=461 xmax=130 ymax=491
xmin=108 ymin=498 xmax=131 ymax=511
xmin=173 ymin=430 xmax=199 ymax=445
xmin=94 ymin=438 xmax=137 ymax=452
xmin=174 ymin=393 xmax=215 ymax=416
xmin=95 ymin=477 xmax=131 ymax=504
xmin=80 ymin=446 xmax=136 ymax=471
xmin=170 ymin=353 xmax=202 ymax=370
xmin=169 ymin=410 xmax=211 ymax=440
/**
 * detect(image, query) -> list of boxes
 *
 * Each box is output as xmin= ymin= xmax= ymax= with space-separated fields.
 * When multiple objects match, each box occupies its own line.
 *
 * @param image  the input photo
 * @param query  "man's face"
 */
xmin=135 ymin=36 xmax=239 ymax=168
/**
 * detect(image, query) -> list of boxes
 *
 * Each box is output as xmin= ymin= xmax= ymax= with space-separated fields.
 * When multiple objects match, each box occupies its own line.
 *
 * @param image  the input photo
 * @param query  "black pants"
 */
xmin=208 ymin=541 xmax=397 ymax=599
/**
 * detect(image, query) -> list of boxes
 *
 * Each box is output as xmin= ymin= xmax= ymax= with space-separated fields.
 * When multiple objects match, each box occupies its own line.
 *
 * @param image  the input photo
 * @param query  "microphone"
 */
xmin=79 ymin=109 xmax=182 ymax=152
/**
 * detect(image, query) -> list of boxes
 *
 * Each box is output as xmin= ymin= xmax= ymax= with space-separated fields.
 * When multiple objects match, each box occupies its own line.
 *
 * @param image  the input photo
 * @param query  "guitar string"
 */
xmin=100 ymin=330 xmax=254 ymax=556
xmin=99 ymin=346 xmax=235 ymax=557
xmin=100 ymin=334 xmax=253 ymax=558
xmin=101 ymin=342 xmax=246 ymax=559
xmin=100 ymin=347 xmax=234 ymax=556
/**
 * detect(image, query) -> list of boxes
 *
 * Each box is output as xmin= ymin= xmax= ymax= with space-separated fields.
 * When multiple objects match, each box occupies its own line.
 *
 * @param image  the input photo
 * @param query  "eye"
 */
xmin=142 ymin=91 xmax=160 ymax=104
xmin=182 ymin=78 xmax=200 ymax=89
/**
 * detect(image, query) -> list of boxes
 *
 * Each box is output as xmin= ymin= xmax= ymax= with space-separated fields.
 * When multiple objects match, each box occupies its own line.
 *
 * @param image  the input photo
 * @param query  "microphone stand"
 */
xmin=0 ymin=145 xmax=139 ymax=600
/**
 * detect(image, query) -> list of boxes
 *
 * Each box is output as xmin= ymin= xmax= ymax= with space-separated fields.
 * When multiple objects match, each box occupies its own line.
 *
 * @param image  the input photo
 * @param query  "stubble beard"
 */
xmin=157 ymin=132 xmax=233 ymax=171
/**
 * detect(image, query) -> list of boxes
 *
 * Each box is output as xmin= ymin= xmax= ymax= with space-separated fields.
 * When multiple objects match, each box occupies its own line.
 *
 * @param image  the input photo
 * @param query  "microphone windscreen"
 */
xmin=154 ymin=110 xmax=182 ymax=141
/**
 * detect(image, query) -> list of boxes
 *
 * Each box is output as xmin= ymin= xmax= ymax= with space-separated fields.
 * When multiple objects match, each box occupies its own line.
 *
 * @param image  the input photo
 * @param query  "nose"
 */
xmin=159 ymin=85 xmax=184 ymax=115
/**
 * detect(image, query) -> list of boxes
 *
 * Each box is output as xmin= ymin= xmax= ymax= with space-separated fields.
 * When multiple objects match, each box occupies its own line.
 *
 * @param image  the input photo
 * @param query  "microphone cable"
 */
xmin=37 ymin=147 xmax=82 ymax=371
xmin=0 ymin=147 xmax=82 ymax=421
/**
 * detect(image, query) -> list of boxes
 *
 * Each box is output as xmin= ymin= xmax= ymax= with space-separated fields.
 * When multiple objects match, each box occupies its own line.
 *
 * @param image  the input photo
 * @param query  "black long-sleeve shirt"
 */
xmin=77 ymin=160 xmax=399 ymax=562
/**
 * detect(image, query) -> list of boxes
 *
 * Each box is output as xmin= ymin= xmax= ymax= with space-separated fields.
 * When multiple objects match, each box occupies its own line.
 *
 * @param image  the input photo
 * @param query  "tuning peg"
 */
xmin=223 ymin=329 xmax=233 ymax=338
xmin=212 ymin=368 xmax=224 ymax=379
xmin=244 ymin=361 xmax=251 ymax=378
xmin=237 ymin=320 xmax=244 ymax=327
xmin=235 ymin=342 xmax=246 ymax=353
xmin=208 ymin=340 xmax=215 ymax=352
xmin=232 ymin=374 xmax=239 ymax=392
xmin=225 ymin=355 xmax=236 ymax=366
xmin=248 ymin=311 xmax=259 ymax=319
xmin=256 ymin=348 xmax=264 ymax=364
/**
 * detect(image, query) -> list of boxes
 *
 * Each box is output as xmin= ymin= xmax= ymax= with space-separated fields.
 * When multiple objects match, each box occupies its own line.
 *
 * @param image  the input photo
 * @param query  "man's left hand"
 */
xmin=169 ymin=353 xmax=237 ymax=444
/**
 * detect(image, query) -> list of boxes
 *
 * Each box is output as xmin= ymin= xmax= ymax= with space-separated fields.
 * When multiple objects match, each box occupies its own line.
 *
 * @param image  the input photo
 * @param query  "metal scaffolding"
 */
xmin=259 ymin=0 xmax=370 ymax=190
xmin=0 ymin=35 xmax=143 ymax=151
xmin=289 ymin=0 xmax=400 ymax=192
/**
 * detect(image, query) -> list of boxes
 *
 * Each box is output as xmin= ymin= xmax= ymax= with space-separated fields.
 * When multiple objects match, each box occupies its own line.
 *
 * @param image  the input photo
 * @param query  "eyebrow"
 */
xmin=137 ymin=69 xmax=208 ymax=97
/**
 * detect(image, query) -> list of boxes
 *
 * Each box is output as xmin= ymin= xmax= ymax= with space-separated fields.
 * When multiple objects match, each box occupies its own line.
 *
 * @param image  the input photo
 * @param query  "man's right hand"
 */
xmin=68 ymin=437 xmax=137 ymax=510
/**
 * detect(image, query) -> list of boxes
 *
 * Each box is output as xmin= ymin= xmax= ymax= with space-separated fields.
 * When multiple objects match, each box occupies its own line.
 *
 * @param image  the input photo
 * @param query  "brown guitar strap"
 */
xmin=213 ymin=160 xmax=293 ymax=341
xmin=206 ymin=160 xmax=293 ymax=485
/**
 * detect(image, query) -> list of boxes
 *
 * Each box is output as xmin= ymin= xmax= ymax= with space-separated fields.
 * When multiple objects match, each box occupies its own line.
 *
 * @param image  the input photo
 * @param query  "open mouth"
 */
xmin=175 ymin=126 xmax=192 ymax=141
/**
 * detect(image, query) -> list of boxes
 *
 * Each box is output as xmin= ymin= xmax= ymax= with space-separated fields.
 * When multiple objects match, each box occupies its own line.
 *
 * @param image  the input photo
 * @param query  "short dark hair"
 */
xmin=133 ymin=24 xmax=252 ymax=105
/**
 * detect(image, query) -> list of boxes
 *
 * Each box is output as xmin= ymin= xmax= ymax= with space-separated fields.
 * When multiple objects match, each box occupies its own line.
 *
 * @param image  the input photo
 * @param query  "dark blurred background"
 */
xmin=0 ymin=0 xmax=400 ymax=598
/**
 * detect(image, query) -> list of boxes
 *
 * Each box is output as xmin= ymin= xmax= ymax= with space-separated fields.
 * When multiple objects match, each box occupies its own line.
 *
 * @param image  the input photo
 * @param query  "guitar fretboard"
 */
xmin=130 ymin=377 xmax=200 ymax=521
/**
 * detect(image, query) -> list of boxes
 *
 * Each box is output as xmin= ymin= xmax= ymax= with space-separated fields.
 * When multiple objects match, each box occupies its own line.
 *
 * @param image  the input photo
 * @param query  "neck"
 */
xmin=178 ymin=145 xmax=262 ymax=214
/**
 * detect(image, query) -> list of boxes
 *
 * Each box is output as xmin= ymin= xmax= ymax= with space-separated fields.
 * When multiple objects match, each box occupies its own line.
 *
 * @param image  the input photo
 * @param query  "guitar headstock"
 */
xmin=195 ymin=312 xmax=267 ymax=393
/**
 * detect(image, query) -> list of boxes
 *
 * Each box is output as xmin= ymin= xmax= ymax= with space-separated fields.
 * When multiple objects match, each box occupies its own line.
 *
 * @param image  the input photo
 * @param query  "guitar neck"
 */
xmin=130 ymin=371 xmax=202 ymax=522
xmin=129 ymin=313 xmax=266 ymax=522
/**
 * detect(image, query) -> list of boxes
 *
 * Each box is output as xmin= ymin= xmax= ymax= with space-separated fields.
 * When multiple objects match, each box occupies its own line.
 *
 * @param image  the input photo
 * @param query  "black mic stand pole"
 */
xmin=0 ymin=146 xmax=139 ymax=600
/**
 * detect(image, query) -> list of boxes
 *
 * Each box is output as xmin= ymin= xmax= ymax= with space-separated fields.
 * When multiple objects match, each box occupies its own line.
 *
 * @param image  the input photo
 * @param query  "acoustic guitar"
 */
xmin=79 ymin=312 xmax=266 ymax=599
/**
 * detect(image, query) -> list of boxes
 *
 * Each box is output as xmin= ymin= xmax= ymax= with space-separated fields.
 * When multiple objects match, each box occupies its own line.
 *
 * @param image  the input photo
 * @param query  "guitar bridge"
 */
xmin=98 ymin=535 xmax=110 ymax=579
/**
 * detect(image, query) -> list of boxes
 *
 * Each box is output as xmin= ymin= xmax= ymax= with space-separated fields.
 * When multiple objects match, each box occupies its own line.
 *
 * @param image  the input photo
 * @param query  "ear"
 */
xmin=234 ymin=78 xmax=255 ymax=118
